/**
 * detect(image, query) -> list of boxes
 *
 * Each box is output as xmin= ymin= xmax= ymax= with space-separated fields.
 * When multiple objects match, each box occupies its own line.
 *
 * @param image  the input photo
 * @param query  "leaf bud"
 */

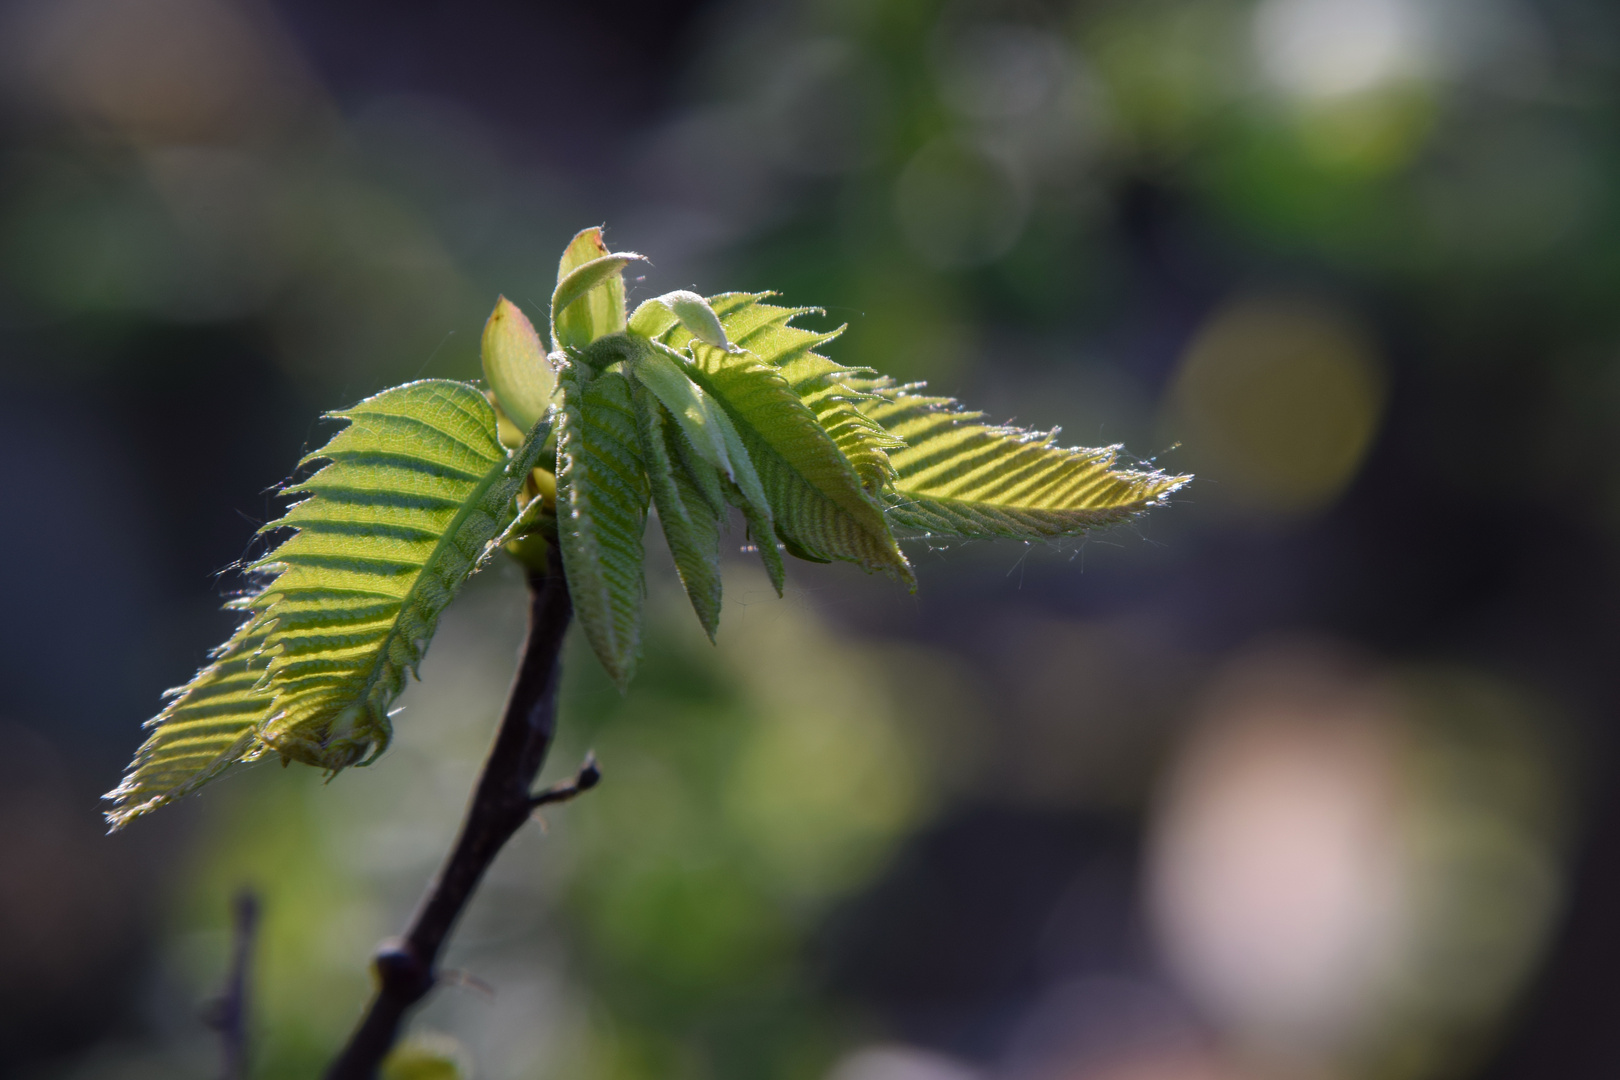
xmin=554 ymin=227 xmax=643 ymax=350
xmin=631 ymin=290 xmax=741 ymax=352
xmin=481 ymin=297 xmax=552 ymax=433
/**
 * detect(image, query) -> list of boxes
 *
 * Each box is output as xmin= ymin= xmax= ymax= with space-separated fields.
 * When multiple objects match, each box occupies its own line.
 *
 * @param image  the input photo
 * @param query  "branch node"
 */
xmin=373 ymin=941 xmax=432 ymax=1000
xmin=528 ymin=751 xmax=601 ymax=809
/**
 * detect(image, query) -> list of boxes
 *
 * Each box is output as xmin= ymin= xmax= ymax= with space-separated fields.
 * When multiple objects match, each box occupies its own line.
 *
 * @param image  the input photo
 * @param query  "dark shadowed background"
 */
xmin=1 ymin=0 xmax=1618 ymax=1077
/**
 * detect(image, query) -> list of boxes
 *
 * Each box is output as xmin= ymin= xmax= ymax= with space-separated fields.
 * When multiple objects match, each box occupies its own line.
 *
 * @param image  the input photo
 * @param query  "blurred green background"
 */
xmin=1 ymin=0 xmax=1617 ymax=1077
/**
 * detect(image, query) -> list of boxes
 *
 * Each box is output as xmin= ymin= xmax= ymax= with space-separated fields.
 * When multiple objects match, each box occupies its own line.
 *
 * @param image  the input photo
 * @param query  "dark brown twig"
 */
xmin=324 ymin=555 xmax=585 ymax=1079
xmin=203 ymin=888 xmax=260 ymax=1080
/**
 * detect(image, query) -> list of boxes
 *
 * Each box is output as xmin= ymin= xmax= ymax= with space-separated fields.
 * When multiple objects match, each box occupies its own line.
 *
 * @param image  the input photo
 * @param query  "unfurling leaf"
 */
xmin=481 ymin=296 xmax=553 ymax=432
xmin=555 ymin=365 xmax=650 ymax=689
xmin=552 ymin=227 xmax=635 ymax=351
xmin=859 ymin=381 xmax=1190 ymax=538
xmin=106 ymin=380 xmax=548 ymax=828
xmin=629 ymin=290 xmax=739 ymax=352
xmin=682 ymin=338 xmax=912 ymax=585
xmin=254 ymin=381 xmax=548 ymax=768
xmin=681 ymin=291 xmax=1186 ymax=546
xmin=633 ymin=382 xmax=723 ymax=638
xmin=626 ymin=342 xmax=734 ymax=475
xmin=554 ymin=253 xmax=645 ymax=340
xmin=617 ymin=335 xmax=780 ymax=590
xmin=630 ymin=342 xmax=770 ymax=511
xmin=723 ymin=471 xmax=786 ymax=594
xmin=659 ymin=294 xmax=903 ymax=491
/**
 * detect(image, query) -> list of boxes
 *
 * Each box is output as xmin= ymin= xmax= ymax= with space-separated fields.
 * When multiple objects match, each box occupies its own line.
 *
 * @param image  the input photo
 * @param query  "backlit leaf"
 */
xmin=860 ymin=381 xmax=1190 ymax=539
xmin=104 ymin=616 xmax=274 ymax=829
xmin=553 ymin=227 xmax=631 ymax=351
xmin=106 ymin=380 xmax=548 ymax=828
xmin=628 ymin=342 xmax=735 ymax=478
xmin=629 ymin=290 xmax=738 ymax=351
xmin=554 ymin=253 xmax=645 ymax=345
xmin=252 ymin=381 xmax=547 ymax=768
xmin=662 ymin=294 xmax=903 ymax=495
xmin=555 ymin=366 xmax=650 ymax=688
xmin=682 ymin=339 xmax=911 ymax=584
xmin=634 ymin=382 xmax=723 ymax=639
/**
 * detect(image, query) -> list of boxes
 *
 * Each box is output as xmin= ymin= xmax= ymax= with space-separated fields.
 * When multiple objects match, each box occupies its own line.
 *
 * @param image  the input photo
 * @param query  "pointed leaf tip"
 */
xmin=554 ymin=227 xmax=640 ymax=351
xmin=553 ymin=253 xmax=646 ymax=329
xmin=859 ymin=381 xmax=1191 ymax=539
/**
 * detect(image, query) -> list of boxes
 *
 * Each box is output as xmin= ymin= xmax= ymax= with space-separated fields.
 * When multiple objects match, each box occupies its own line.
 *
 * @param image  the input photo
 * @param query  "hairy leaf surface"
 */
xmin=113 ymin=226 xmax=1193 ymax=828
xmin=553 ymin=227 xmax=629 ymax=351
xmin=678 ymin=339 xmax=911 ymax=583
xmin=105 ymin=616 xmax=274 ymax=829
xmin=482 ymin=296 xmax=553 ymax=432
xmin=664 ymin=294 xmax=902 ymax=494
xmin=253 ymin=381 xmax=546 ymax=767
xmin=664 ymin=411 xmax=787 ymax=591
xmin=637 ymin=341 xmax=773 ymax=530
xmin=553 ymin=253 xmax=644 ymax=340
xmin=629 ymin=290 xmax=737 ymax=351
xmin=860 ymin=382 xmax=1190 ymax=539
xmin=633 ymin=382 xmax=723 ymax=638
xmin=555 ymin=367 xmax=650 ymax=688
xmin=107 ymin=380 xmax=545 ymax=828
xmin=723 ymin=473 xmax=787 ymax=593
xmin=628 ymin=344 xmax=735 ymax=478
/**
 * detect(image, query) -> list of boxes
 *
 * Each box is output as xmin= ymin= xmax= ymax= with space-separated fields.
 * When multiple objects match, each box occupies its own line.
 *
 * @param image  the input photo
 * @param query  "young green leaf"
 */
xmin=681 ymin=339 xmax=912 ymax=584
xmin=626 ymin=342 xmax=735 ymax=476
xmin=632 ymin=382 xmax=723 ymax=638
xmin=625 ymin=339 xmax=778 ymax=578
xmin=252 ymin=380 xmax=548 ymax=769
xmin=481 ymin=296 xmax=553 ymax=432
xmin=657 ymin=408 xmax=786 ymax=594
xmin=859 ymin=381 xmax=1190 ymax=538
xmin=630 ymin=343 xmax=774 ymax=520
xmin=661 ymin=294 xmax=903 ymax=495
xmin=106 ymin=379 xmax=549 ymax=827
xmin=688 ymin=293 xmax=1184 ymax=543
xmin=668 ymin=416 xmax=729 ymax=519
xmin=553 ymin=227 xmax=632 ymax=351
xmin=553 ymin=253 xmax=645 ymax=344
xmin=723 ymin=473 xmax=787 ymax=595
xmin=687 ymin=360 xmax=775 ymax=543
xmin=554 ymin=365 xmax=650 ymax=688
xmin=112 ymin=226 xmax=1192 ymax=830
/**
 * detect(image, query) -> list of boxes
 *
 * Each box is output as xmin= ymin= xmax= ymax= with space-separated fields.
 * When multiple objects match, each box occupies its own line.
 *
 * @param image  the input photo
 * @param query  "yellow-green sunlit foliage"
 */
xmin=109 ymin=227 xmax=1187 ymax=829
